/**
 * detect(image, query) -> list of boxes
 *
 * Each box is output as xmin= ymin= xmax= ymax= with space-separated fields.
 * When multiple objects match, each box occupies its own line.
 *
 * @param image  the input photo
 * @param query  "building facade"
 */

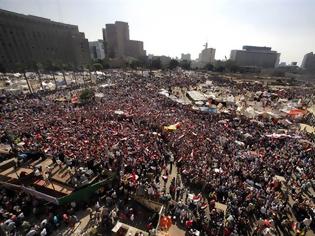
xmin=0 ymin=9 xmax=90 ymax=71
xmin=191 ymin=44 xmax=215 ymax=69
xmin=89 ymin=40 xmax=105 ymax=60
xmin=301 ymin=52 xmax=315 ymax=72
xmin=199 ymin=47 xmax=216 ymax=64
xmin=181 ymin=53 xmax=191 ymax=61
xmin=102 ymin=21 xmax=145 ymax=59
xmin=230 ymin=46 xmax=280 ymax=68
xmin=126 ymin=40 xmax=145 ymax=58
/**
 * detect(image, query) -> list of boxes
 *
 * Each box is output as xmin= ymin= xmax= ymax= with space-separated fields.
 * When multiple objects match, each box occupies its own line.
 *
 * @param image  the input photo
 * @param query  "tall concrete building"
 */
xmin=199 ymin=47 xmax=216 ymax=64
xmin=181 ymin=53 xmax=191 ymax=61
xmin=191 ymin=43 xmax=215 ymax=69
xmin=0 ymin=9 xmax=90 ymax=71
xmin=301 ymin=52 xmax=315 ymax=72
xmin=102 ymin=21 xmax=145 ymax=59
xmin=230 ymin=46 xmax=280 ymax=68
xmin=89 ymin=40 xmax=105 ymax=60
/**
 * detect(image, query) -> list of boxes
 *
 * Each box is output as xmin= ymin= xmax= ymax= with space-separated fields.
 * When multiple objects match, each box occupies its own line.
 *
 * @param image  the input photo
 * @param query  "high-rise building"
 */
xmin=0 ymin=9 xmax=90 ymax=71
xmin=181 ymin=53 xmax=191 ymax=61
xmin=198 ymin=47 xmax=216 ymax=64
xmin=89 ymin=40 xmax=105 ymax=60
xmin=191 ymin=43 xmax=215 ymax=69
xmin=102 ymin=21 xmax=145 ymax=59
xmin=301 ymin=52 xmax=315 ymax=72
xmin=230 ymin=46 xmax=280 ymax=68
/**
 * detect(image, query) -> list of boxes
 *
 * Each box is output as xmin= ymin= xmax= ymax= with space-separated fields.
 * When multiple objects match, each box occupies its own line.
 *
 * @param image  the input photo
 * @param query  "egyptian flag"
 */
xmin=129 ymin=171 xmax=138 ymax=184
xmin=185 ymin=219 xmax=193 ymax=228
xmin=71 ymin=95 xmax=78 ymax=104
xmin=193 ymin=193 xmax=202 ymax=203
xmin=35 ymin=133 xmax=42 ymax=140
xmin=200 ymin=202 xmax=208 ymax=210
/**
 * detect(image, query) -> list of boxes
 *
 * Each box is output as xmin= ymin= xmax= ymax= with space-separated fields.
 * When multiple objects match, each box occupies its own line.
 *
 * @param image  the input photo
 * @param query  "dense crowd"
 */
xmin=1 ymin=71 xmax=315 ymax=235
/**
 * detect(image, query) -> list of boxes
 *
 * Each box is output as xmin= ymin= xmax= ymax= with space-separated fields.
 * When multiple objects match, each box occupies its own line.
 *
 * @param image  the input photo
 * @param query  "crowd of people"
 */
xmin=1 ymin=70 xmax=315 ymax=235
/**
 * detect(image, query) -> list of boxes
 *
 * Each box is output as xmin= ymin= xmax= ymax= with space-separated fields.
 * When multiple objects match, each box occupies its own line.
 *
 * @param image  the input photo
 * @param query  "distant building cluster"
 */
xmin=0 ymin=9 xmax=90 ymax=71
xmin=230 ymin=46 xmax=280 ymax=68
xmin=0 ymin=9 xmax=314 ymax=72
xmin=102 ymin=21 xmax=146 ymax=60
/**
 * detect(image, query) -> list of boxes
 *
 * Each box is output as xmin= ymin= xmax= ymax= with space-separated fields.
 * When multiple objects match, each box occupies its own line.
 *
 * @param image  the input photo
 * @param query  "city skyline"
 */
xmin=1 ymin=0 xmax=315 ymax=64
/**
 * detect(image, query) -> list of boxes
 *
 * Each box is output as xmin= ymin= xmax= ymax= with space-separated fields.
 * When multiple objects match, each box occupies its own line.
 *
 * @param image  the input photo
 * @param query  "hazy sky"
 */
xmin=1 ymin=0 xmax=314 ymax=64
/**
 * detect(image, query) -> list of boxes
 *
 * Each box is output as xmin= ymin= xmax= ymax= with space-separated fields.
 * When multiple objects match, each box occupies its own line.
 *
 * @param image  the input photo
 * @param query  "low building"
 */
xmin=230 ymin=46 xmax=280 ymax=68
xmin=301 ymin=52 xmax=315 ymax=72
xmin=150 ymin=55 xmax=172 ymax=68
xmin=89 ymin=40 xmax=105 ymax=60
xmin=126 ymin=40 xmax=146 ymax=58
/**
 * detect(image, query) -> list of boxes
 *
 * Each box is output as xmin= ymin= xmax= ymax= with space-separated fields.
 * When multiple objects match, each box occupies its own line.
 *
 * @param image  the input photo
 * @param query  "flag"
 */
xmin=163 ymin=122 xmax=181 ymax=132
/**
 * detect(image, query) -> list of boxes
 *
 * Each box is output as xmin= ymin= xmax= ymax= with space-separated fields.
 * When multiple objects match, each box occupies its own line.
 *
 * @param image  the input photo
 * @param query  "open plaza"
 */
xmin=0 ymin=70 xmax=315 ymax=236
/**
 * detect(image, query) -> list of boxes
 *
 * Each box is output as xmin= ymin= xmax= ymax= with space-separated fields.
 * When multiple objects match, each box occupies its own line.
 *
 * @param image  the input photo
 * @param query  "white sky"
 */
xmin=1 ymin=0 xmax=315 ymax=64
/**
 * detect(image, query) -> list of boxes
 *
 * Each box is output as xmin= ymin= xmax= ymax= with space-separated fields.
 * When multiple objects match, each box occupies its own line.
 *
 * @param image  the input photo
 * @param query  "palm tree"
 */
xmin=43 ymin=60 xmax=58 ymax=90
xmin=16 ymin=63 xmax=32 ymax=94
xmin=61 ymin=63 xmax=68 ymax=86
xmin=34 ymin=62 xmax=44 ymax=91
xmin=168 ymin=59 xmax=179 ymax=76
xmin=88 ymin=65 xmax=93 ymax=83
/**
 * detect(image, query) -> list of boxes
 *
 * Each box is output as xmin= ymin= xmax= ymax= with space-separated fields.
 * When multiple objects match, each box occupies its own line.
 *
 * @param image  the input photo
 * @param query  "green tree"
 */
xmin=60 ymin=63 xmax=68 ymax=86
xmin=168 ymin=59 xmax=179 ymax=76
xmin=149 ymin=58 xmax=162 ymax=70
xmin=168 ymin=59 xmax=179 ymax=70
xmin=130 ymin=60 xmax=140 ymax=70
xmin=93 ymin=63 xmax=103 ymax=71
xmin=225 ymin=59 xmax=240 ymax=73
xmin=204 ymin=63 xmax=214 ymax=71
xmin=43 ymin=60 xmax=59 ymax=90
xmin=79 ymin=88 xmax=95 ymax=103
xmin=180 ymin=60 xmax=191 ymax=70
xmin=33 ymin=62 xmax=44 ymax=90
xmin=214 ymin=60 xmax=226 ymax=72
xmin=100 ymin=58 xmax=110 ymax=69
xmin=15 ymin=63 xmax=32 ymax=94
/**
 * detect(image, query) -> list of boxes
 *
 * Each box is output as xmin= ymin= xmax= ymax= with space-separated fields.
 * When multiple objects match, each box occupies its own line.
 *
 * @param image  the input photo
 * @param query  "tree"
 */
xmin=224 ymin=59 xmax=240 ymax=73
xmin=180 ymin=60 xmax=191 ymax=70
xmin=93 ymin=63 xmax=103 ymax=71
xmin=149 ymin=58 xmax=162 ymax=70
xmin=100 ymin=58 xmax=110 ymax=69
xmin=16 ymin=63 xmax=32 ymax=94
xmin=60 ymin=63 xmax=68 ymax=86
xmin=79 ymin=88 xmax=95 ymax=103
xmin=168 ymin=59 xmax=179 ymax=70
xmin=29 ymin=62 xmax=44 ymax=91
xmin=204 ymin=63 xmax=214 ymax=71
xmin=214 ymin=60 xmax=226 ymax=72
xmin=130 ymin=60 xmax=140 ymax=70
